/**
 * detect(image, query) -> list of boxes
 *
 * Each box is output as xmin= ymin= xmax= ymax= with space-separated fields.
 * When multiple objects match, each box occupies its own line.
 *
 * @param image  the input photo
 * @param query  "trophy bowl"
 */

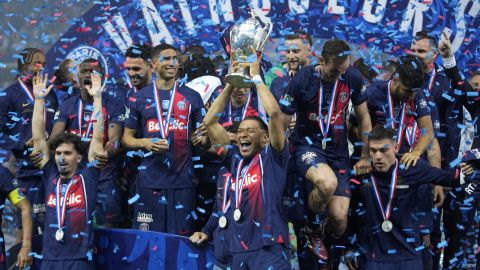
xmin=224 ymin=12 xmax=273 ymax=88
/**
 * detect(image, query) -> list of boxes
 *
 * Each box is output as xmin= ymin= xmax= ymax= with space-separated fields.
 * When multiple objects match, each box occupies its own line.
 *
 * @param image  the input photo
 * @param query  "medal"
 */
xmin=153 ymin=81 xmax=177 ymax=139
xmin=317 ymin=78 xmax=339 ymax=148
xmin=381 ymin=220 xmax=393 ymax=232
xmin=234 ymin=209 xmax=242 ymax=222
xmin=219 ymin=216 xmax=227 ymax=228
xmin=371 ymin=159 xmax=399 ymax=233
xmin=55 ymin=228 xmax=64 ymax=241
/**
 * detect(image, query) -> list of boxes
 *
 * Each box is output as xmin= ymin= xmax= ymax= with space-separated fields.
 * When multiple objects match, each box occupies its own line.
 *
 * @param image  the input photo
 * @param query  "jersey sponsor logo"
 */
xmin=32 ymin=203 xmax=46 ymax=214
xmin=301 ymin=151 xmax=317 ymax=165
xmin=146 ymin=118 xmax=186 ymax=133
xmin=137 ymin=212 xmax=153 ymax=223
xmin=66 ymin=46 xmax=109 ymax=89
xmin=230 ymin=173 xmax=259 ymax=190
xmin=47 ymin=193 xmax=84 ymax=208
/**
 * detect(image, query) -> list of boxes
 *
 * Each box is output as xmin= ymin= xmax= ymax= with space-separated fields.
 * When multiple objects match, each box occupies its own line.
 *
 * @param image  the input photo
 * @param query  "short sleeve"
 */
xmin=53 ymin=100 xmax=70 ymax=124
xmin=270 ymin=77 xmax=288 ymax=102
xmin=279 ymin=72 xmax=302 ymax=116
xmin=0 ymin=167 xmax=16 ymax=197
xmin=221 ymin=146 xmax=241 ymax=173
xmin=347 ymin=67 xmax=368 ymax=106
xmin=80 ymin=166 xmax=101 ymax=186
xmin=107 ymin=95 xmax=126 ymax=125
xmin=414 ymin=90 xmax=431 ymax=119
xmin=124 ymin=94 xmax=141 ymax=130
xmin=187 ymin=89 xmax=205 ymax=130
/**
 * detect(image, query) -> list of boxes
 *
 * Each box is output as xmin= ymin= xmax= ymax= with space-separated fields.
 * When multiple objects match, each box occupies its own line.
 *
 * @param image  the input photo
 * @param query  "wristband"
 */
xmin=442 ymin=56 xmax=456 ymax=69
xmin=252 ymin=75 xmax=263 ymax=83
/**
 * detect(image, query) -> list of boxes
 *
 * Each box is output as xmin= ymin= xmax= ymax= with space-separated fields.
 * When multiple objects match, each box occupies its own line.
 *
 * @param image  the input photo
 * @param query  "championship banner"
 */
xmin=94 ymin=228 xmax=215 ymax=270
xmin=45 ymin=0 xmax=479 ymax=85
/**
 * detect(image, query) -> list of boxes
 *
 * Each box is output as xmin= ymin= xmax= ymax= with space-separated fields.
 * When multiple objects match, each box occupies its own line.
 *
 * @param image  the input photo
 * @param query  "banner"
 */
xmin=45 ymin=0 xmax=479 ymax=86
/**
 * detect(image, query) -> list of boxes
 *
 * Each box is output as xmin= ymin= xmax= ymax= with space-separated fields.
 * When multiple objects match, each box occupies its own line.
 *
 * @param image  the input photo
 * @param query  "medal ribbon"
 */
xmin=387 ymin=80 xmax=407 ymax=147
xmin=405 ymin=116 xmax=418 ymax=147
xmin=78 ymin=100 xmax=94 ymax=138
xmin=56 ymin=177 xmax=75 ymax=230
xmin=226 ymin=93 xmax=252 ymax=127
xmin=221 ymin=175 xmax=232 ymax=214
xmin=153 ymin=81 xmax=177 ymax=139
xmin=427 ymin=68 xmax=436 ymax=93
xmin=318 ymin=79 xmax=339 ymax=140
xmin=19 ymin=78 xmax=47 ymax=127
xmin=370 ymin=159 xmax=399 ymax=221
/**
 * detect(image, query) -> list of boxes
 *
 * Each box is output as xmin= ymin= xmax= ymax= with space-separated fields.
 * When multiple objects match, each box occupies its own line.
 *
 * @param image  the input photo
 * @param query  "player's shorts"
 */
xmin=41 ymin=259 xmax=95 ymax=270
xmin=16 ymin=175 xmax=45 ymax=233
xmin=294 ymin=144 xmax=351 ymax=198
xmin=213 ymin=228 xmax=233 ymax=269
xmin=232 ymin=244 xmax=291 ymax=270
xmin=132 ymin=186 xmax=196 ymax=236
xmin=95 ymin=181 xmax=124 ymax=226
xmin=415 ymin=184 xmax=434 ymax=233
xmin=363 ymin=257 xmax=422 ymax=270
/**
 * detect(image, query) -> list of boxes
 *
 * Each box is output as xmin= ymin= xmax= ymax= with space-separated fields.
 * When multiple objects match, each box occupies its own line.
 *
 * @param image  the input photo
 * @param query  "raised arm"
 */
xmin=353 ymin=102 xmax=373 ymax=175
xmin=31 ymin=74 xmax=54 ymax=168
xmin=244 ymin=59 xmax=286 ymax=152
xmin=86 ymin=73 xmax=105 ymax=162
xmin=203 ymin=83 xmax=233 ymax=159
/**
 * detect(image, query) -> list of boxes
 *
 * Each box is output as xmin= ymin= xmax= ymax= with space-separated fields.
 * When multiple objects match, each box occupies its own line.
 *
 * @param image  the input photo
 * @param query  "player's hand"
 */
xmin=354 ymin=157 xmax=372 ymax=175
xmin=94 ymin=150 xmax=109 ymax=169
xmin=143 ymin=138 xmax=169 ymax=153
xmin=433 ymin=185 xmax=445 ymax=208
xmin=32 ymin=73 xmax=54 ymax=99
xmin=189 ymin=231 xmax=209 ymax=245
xmin=400 ymin=152 xmax=420 ymax=169
xmin=86 ymin=72 xmax=102 ymax=97
xmin=438 ymin=31 xmax=453 ymax=58
xmin=460 ymin=162 xmax=476 ymax=176
xmin=16 ymin=245 xmax=33 ymax=269
xmin=29 ymin=149 xmax=44 ymax=167
xmin=344 ymin=250 xmax=359 ymax=270
xmin=192 ymin=124 xmax=209 ymax=147
xmin=25 ymin=138 xmax=34 ymax=148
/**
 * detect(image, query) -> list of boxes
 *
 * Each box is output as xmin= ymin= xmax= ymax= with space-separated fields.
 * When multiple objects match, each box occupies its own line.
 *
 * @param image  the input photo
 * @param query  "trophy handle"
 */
xmin=258 ymin=21 xmax=273 ymax=51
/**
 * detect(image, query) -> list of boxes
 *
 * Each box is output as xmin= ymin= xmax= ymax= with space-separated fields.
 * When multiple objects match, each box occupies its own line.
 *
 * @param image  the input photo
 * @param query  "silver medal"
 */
xmin=219 ymin=216 xmax=227 ymax=228
xmin=322 ymin=140 xmax=326 ymax=150
xmin=381 ymin=220 xmax=393 ymax=232
xmin=234 ymin=209 xmax=242 ymax=222
xmin=55 ymin=228 xmax=64 ymax=241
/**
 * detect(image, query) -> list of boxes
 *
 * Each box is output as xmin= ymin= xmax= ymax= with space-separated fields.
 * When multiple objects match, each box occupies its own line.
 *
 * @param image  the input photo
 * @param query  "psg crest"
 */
xmin=66 ymin=45 xmax=109 ymax=89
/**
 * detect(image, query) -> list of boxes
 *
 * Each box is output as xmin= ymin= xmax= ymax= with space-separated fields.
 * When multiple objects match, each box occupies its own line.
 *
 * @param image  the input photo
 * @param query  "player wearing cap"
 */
xmin=122 ymin=43 xmax=205 ymax=235
xmin=203 ymin=55 xmax=290 ymax=269
xmin=31 ymin=71 xmax=104 ymax=270
xmin=344 ymin=126 xmax=471 ymax=270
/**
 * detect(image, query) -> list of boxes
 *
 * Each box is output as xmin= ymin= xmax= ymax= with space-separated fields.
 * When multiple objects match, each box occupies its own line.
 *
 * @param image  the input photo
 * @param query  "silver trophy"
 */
xmin=225 ymin=11 xmax=273 ymax=88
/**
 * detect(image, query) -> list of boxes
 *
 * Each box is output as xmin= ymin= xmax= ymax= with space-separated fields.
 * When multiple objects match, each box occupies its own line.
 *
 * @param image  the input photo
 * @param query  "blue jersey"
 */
xmin=366 ymin=81 xmax=431 ymax=154
xmin=349 ymin=158 xmax=458 ymax=263
xmin=220 ymin=143 xmax=290 ymax=253
xmin=270 ymin=74 xmax=290 ymax=102
xmin=0 ymin=167 xmax=16 ymax=266
xmin=0 ymin=81 xmax=58 ymax=177
xmin=218 ymin=94 xmax=260 ymax=128
xmin=279 ymin=65 xmax=367 ymax=159
xmin=124 ymin=82 xmax=204 ymax=189
xmin=42 ymin=160 xmax=99 ymax=260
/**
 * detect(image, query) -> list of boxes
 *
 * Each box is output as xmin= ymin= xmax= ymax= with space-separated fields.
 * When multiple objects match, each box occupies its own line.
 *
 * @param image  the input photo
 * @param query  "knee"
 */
xmin=311 ymin=174 xmax=337 ymax=196
xmin=329 ymin=209 xmax=348 ymax=235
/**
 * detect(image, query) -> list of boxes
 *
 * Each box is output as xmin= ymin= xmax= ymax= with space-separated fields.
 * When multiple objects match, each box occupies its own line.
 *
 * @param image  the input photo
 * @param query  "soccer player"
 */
xmin=279 ymin=39 xmax=372 ymax=260
xmin=124 ymin=44 xmax=153 ymax=98
xmin=344 ymin=126 xmax=471 ymax=270
xmin=122 ymin=43 xmax=205 ymax=235
xmin=218 ymin=86 xmax=260 ymax=128
xmin=30 ymin=71 xmax=104 ymax=270
xmin=203 ymin=55 xmax=291 ymax=269
xmin=0 ymin=151 xmax=33 ymax=270
xmin=49 ymin=58 xmax=125 ymax=227
xmin=0 ymin=48 xmax=58 ymax=237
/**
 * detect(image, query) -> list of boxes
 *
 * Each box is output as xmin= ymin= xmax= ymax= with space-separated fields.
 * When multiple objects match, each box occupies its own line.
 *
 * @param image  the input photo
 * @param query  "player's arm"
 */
xmin=246 ymin=59 xmax=286 ymax=152
xmin=31 ymin=74 xmax=54 ymax=168
xmin=9 ymin=190 xmax=33 ymax=269
xmin=426 ymin=138 xmax=445 ymax=207
xmin=87 ymin=72 xmax=105 ymax=163
xmin=401 ymin=115 xmax=434 ymax=169
xmin=353 ymin=101 xmax=373 ymax=174
xmin=203 ymin=83 xmax=233 ymax=159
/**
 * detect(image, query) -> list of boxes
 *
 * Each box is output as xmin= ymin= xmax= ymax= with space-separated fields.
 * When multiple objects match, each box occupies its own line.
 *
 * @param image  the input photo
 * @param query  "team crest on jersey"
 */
xmin=301 ymin=152 xmax=317 ymax=165
xmin=177 ymin=100 xmax=186 ymax=110
xmin=419 ymin=99 xmax=427 ymax=109
xmin=66 ymin=45 xmax=109 ymax=89
xmin=338 ymin=91 xmax=348 ymax=103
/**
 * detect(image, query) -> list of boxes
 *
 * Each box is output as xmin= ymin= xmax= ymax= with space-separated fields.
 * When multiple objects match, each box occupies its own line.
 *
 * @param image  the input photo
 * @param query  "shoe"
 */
xmin=306 ymin=231 xmax=329 ymax=262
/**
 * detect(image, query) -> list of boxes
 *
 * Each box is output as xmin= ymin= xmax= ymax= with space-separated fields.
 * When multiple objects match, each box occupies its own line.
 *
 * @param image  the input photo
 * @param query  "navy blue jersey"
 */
xmin=349 ymin=158 xmax=458 ymax=262
xmin=366 ymin=81 xmax=431 ymax=153
xmin=0 ymin=167 xmax=16 ymax=265
xmin=220 ymin=143 xmax=290 ymax=253
xmin=0 ymin=81 xmax=58 ymax=177
xmin=270 ymin=74 xmax=290 ymax=102
xmin=279 ymin=65 xmax=367 ymax=159
xmin=218 ymin=94 xmax=260 ymax=128
xmin=42 ymin=160 xmax=100 ymax=260
xmin=124 ymin=82 xmax=204 ymax=189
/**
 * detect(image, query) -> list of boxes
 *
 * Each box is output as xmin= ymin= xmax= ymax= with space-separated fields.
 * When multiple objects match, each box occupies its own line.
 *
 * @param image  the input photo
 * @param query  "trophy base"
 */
xmin=224 ymin=73 xmax=254 ymax=88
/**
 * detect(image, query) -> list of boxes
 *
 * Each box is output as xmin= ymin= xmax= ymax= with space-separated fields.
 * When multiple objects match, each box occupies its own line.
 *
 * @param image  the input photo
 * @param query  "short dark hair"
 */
xmin=80 ymin=58 xmax=103 ymax=74
xmin=471 ymin=71 xmax=480 ymax=79
xmin=396 ymin=55 xmax=425 ymax=90
xmin=353 ymin=58 xmax=378 ymax=83
xmin=152 ymin=44 xmax=177 ymax=60
xmin=285 ymin=30 xmax=313 ymax=46
xmin=183 ymin=54 xmax=217 ymax=81
xmin=368 ymin=126 xmax=396 ymax=143
xmin=185 ymin=45 xmax=206 ymax=57
xmin=17 ymin=48 xmax=43 ymax=72
xmin=321 ymin=39 xmax=351 ymax=64
xmin=49 ymin=133 xmax=87 ymax=155
xmin=125 ymin=44 xmax=152 ymax=62
xmin=414 ymin=31 xmax=437 ymax=48
xmin=54 ymin=59 xmax=74 ymax=87
xmin=242 ymin=116 xmax=268 ymax=132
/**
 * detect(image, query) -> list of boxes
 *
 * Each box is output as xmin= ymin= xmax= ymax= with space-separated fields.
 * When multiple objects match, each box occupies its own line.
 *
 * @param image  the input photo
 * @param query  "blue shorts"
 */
xmin=232 ymin=244 xmax=291 ymax=270
xmin=362 ymin=257 xmax=423 ymax=270
xmin=294 ymin=144 xmax=351 ymax=198
xmin=95 ymin=181 xmax=124 ymax=225
xmin=41 ymin=259 xmax=94 ymax=270
xmin=16 ymin=175 xmax=45 ymax=233
xmin=132 ymin=187 xmax=196 ymax=236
